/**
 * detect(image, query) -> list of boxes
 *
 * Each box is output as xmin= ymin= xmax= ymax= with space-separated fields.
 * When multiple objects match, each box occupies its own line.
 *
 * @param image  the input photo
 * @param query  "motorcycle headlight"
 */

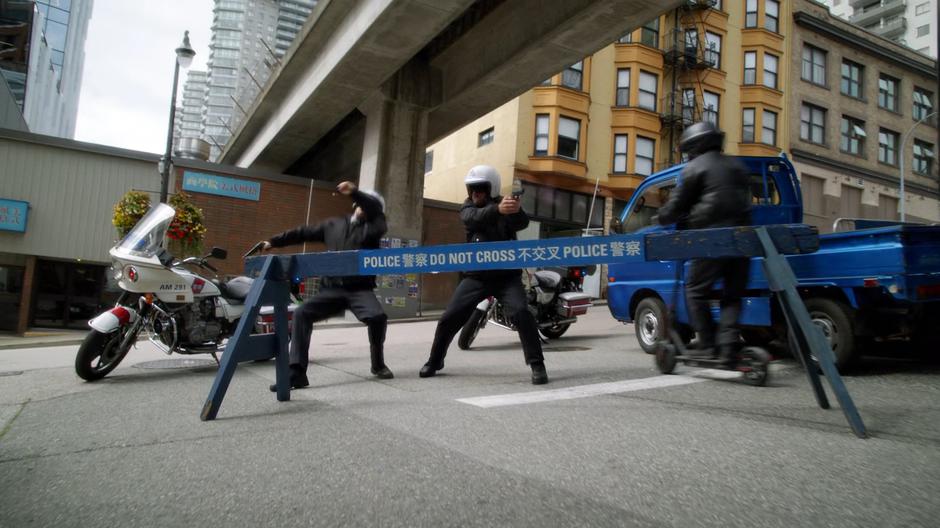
xmin=125 ymin=265 xmax=139 ymax=283
xmin=111 ymin=261 xmax=122 ymax=280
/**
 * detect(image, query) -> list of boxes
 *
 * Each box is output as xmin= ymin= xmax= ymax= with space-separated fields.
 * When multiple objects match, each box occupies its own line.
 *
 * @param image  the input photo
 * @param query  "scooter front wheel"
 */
xmin=75 ymin=329 xmax=131 ymax=381
xmin=737 ymin=347 xmax=771 ymax=387
xmin=655 ymin=341 xmax=678 ymax=374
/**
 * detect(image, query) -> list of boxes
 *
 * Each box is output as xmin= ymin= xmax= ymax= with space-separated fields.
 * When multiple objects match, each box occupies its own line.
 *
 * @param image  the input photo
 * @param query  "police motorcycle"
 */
xmin=75 ymin=203 xmax=293 ymax=381
xmin=457 ymin=266 xmax=594 ymax=350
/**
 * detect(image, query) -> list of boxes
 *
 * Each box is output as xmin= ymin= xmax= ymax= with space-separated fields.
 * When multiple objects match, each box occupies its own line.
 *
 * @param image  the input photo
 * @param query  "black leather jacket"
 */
xmin=461 ymin=195 xmax=529 ymax=277
xmin=657 ymin=150 xmax=752 ymax=229
xmin=269 ymin=189 xmax=386 ymax=290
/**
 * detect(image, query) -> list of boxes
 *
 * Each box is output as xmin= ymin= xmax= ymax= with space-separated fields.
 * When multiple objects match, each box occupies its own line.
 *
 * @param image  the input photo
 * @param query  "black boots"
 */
xmin=530 ymin=362 xmax=548 ymax=385
xmin=419 ymin=361 xmax=443 ymax=378
xmin=371 ymin=365 xmax=394 ymax=379
xmin=268 ymin=368 xmax=309 ymax=392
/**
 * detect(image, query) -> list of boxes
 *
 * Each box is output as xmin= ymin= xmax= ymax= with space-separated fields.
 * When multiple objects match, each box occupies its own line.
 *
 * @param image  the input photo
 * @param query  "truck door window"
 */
xmin=623 ymin=181 xmax=676 ymax=231
xmin=749 ymin=174 xmax=781 ymax=205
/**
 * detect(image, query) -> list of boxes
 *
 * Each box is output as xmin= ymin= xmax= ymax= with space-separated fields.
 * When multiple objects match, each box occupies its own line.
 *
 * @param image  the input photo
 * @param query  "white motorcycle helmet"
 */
xmin=464 ymin=165 xmax=501 ymax=197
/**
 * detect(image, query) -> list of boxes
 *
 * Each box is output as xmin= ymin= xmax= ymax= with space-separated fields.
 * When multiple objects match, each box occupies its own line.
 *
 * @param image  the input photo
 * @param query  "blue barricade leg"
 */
xmin=785 ymin=326 xmax=830 ymax=410
xmin=273 ymin=294 xmax=291 ymax=402
xmin=201 ymin=256 xmax=291 ymax=421
xmin=755 ymin=227 xmax=867 ymax=438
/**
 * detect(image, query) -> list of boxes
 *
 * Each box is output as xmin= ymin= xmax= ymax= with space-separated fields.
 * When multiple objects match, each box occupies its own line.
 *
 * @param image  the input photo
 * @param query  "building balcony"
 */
xmin=849 ymin=0 xmax=906 ymax=28
xmin=680 ymin=0 xmax=718 ymax=11
xmin=659 ymin=93 xmax=697 ymax=127
xmin=870 ymin=17 xmax=907 ymax=39
xmin=663 ymin=45 xmax=717 ymax=71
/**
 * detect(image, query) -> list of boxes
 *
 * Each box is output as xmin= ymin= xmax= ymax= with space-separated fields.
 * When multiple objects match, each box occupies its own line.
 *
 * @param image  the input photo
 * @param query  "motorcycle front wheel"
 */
xmin=458 ymin=309 xmax=487 ymax=350
xmin=539 ymin=323 xmax=570 ymax=339
xmin=75 ymin=329 xmax=132 ymax=381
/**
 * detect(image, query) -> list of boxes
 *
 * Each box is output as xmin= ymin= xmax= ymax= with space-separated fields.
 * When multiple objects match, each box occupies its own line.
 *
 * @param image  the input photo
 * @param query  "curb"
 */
xmin=0 ymin=300 xmax=608 ymax=349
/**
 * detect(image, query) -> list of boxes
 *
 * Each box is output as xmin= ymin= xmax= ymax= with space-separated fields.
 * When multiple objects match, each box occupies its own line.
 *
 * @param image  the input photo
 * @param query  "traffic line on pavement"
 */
xmin=457 ymin=370 xmax=740 ymax=408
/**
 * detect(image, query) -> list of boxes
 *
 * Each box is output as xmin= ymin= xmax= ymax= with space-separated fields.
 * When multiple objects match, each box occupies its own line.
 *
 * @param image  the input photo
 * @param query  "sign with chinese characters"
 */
xmin=182 ymin=170 xmax=261 ymax=201
xmin=247 ymin=234 xmax=646 ymax=279
xmin=0 ymin=199 xmax=29 ymax=233
xmin=357 ymin=235 xmax=644 ymax=275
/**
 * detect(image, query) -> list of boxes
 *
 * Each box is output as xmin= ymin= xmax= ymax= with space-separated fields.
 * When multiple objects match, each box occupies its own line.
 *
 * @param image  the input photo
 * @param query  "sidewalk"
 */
xmin=0 ymin=310 xmax=448 ymax=351
xmin=0 ymin=301 xmax=606 ymax=350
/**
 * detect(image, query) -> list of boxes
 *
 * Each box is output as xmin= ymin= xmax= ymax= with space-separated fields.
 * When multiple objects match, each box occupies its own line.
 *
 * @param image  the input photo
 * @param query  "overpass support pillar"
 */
xmin=358 ymin=60 xmax=441 ymax=243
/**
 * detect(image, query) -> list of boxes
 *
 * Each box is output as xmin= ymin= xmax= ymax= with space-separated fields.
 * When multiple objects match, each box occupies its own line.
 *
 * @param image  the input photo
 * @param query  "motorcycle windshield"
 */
xmin=116 ymin=203 xmax=176 ymax=257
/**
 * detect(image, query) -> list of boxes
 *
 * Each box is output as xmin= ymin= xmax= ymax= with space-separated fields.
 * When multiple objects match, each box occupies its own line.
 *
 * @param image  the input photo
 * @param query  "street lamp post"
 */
xmin=898 ymin=109 xmax=937 ymax=222
xmin=160 ymin=31 xmax=196 ymax=204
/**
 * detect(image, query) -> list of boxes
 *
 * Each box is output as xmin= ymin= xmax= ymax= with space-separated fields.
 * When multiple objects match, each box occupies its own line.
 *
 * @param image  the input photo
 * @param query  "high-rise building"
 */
xmin=202 ymin=0 xmax=277 ymax=160
xmin=0 ymin=0 xmax=92 ymax=138
xmin=822 ymin=0 xmax=938 ymax=58
xmin=424 ymin=0 xmax=938 ymax=243
xmin=820 ymin=0 xmax=854 ymax=20
xmin=200 ymin=0 xmax=316 ymax=161
xmin=275 ymin=0 xmax=317 ymax=58
xmin=173 ymin=70 xmax=210 ymax=159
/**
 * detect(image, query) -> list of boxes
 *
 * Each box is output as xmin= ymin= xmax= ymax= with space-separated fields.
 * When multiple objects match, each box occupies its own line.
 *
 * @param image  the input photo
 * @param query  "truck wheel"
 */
xmin=635 ymin=297 xmax=667 ymax=354
xmin=803 ymin=297 xmax=857 ymax=371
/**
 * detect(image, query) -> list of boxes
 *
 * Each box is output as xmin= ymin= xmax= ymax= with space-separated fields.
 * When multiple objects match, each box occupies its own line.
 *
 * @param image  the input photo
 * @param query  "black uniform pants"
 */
xmin=685 ymin=257 xmax=750 ymax=349
xmin=427 ymin=274 xmax=544 ymax=368
xmin=290 ymin=287 xmax=388 ymax=373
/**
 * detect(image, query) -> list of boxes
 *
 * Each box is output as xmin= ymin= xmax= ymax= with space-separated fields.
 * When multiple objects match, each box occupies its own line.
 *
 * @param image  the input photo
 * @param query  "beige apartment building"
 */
xmin=424 ymin=0 xmax=939 ymax=238
xmin=790 ymin=0 xmax=939 ymax=230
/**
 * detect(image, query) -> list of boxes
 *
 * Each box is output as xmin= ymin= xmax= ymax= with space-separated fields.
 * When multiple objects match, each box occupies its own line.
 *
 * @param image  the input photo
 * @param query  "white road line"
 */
xmin=456 ymin=370 xmax=741 ymax=408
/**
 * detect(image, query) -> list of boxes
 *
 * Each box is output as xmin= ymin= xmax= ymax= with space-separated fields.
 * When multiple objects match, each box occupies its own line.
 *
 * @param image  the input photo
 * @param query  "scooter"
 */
xmin=653 ymin=260 xmax=771 ymax=386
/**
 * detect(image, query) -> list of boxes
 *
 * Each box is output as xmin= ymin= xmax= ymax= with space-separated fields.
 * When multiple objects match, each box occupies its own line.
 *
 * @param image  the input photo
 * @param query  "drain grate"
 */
xmin=544 ymin=346 xmax=591 ymax=352
xmin=133 ymin=358 xmax=217 ymax=370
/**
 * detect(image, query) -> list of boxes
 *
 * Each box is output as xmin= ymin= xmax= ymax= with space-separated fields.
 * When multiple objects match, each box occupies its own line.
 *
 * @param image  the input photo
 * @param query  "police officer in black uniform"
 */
xmin=419 ymin=165 xmax=548 ymax=384
xmin=262 ymin=181 xmax=391 ymax=390
xmin=656 ymin=122 xmax=752 ymax=363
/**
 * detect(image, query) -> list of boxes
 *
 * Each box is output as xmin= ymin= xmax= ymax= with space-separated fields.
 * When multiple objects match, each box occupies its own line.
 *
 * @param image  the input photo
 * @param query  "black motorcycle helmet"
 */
xmin=679 ymin=121 xmax=724 ymax=158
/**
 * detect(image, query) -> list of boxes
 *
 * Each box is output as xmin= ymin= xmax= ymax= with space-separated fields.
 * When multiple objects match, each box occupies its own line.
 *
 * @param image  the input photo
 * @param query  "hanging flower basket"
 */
xmin=166 ymin=192 xmax=207 ymax=257
xmin=112 ymin=191 xmax=207 ymax=257
xmin=112 ymin=191 xmax=151 ymax=237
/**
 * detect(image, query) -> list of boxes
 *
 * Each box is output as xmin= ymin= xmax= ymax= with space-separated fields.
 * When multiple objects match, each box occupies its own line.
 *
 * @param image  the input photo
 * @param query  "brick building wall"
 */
xmin=172 ymin=161 xmax=466 ymax=311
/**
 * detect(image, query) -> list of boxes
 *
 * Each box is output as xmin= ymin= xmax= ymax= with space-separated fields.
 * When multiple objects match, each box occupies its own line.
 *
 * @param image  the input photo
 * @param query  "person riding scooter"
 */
xmin=655 ymin=121 xmax=752 ymax=364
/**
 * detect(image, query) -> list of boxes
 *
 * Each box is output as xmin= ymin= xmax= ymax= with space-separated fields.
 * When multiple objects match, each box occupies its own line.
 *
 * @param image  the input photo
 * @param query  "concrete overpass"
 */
xmin=220 ymin=0 xmax=682 ymax=239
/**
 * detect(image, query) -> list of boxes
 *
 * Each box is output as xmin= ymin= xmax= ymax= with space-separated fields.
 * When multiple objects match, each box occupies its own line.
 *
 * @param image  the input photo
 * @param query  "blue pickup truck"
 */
xmin=607 ymin=155 xmax=940 ymax=369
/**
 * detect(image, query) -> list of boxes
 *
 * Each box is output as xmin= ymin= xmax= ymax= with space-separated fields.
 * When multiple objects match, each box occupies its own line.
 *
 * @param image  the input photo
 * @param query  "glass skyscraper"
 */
xmin=180 ymin=0 xmax=316 ymax=161
xmin=0 ymin=0 xmax=92 ymax=138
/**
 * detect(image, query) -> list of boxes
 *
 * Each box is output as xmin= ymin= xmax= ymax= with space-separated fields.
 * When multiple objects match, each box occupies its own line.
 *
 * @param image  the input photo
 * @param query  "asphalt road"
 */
xmin=1 ymin=310 xmax=939 ymax=527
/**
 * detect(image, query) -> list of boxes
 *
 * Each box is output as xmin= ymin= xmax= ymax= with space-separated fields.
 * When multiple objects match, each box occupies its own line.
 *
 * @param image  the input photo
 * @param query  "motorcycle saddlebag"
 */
xmin=556 ymin=292 xmax=592 ymax=318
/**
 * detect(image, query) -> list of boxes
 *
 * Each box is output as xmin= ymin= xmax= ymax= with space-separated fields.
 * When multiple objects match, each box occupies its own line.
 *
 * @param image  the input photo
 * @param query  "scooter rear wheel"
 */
xmin=737 ymin=347 xmax=771 ymax=387
xmin=655 ymin=341 xmax=678 ymax=374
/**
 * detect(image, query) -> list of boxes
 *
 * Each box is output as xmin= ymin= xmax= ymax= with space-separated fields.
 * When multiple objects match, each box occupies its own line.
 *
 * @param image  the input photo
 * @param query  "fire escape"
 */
xmin=661 ymin=0 xmax=720 ymax=166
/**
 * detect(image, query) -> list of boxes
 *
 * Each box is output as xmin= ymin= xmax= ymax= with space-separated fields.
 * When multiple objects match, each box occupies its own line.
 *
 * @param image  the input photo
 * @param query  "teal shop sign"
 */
xmin=0 ymin=199 xmax=29 ymax=233
xmin=182 ymin=171 xmax=261 ymax=201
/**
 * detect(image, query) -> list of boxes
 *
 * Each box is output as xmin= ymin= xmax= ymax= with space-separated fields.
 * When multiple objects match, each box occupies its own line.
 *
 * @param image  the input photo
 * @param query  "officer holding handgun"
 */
xmin=419 ymin=165 xmax=548 ymax=384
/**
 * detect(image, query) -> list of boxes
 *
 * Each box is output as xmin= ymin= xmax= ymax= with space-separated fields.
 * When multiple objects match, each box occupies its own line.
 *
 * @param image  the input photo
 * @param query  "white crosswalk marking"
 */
xmin=457 ymin=370 xmax=741 ymax=408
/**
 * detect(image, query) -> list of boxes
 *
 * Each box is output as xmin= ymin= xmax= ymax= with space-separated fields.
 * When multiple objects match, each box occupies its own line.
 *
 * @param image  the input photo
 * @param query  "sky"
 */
xmin=74 ymin=0 xmax=214 ymax=154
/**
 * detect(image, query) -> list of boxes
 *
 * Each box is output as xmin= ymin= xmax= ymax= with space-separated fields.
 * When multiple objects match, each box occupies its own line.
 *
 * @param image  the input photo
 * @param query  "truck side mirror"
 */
xmin=609 ymin=217 xmax=623 ymax=234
